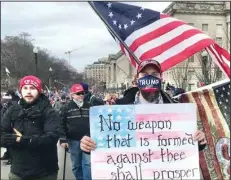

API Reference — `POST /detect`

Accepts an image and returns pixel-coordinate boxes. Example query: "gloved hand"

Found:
[2,134,18,145]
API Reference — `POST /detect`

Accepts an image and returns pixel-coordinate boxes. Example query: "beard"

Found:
[140,89,161,102]
[23,94,39,104]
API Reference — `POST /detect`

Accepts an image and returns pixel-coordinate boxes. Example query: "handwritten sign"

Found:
[90,104,200,179]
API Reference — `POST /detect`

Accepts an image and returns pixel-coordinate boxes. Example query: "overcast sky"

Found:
[2,2,172,72]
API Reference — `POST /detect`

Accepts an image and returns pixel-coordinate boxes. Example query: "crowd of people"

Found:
[0,59,207,180]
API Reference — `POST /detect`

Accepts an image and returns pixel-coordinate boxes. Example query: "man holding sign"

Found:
[80,59,207,179]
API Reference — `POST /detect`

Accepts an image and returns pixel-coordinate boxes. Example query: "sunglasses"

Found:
[75,92,85,96]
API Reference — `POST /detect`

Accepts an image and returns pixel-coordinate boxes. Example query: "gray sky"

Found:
[2,2,172,72]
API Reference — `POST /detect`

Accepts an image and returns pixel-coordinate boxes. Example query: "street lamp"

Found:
[49,67,53,89]
[33,47,38,76]
[201,50,209,85]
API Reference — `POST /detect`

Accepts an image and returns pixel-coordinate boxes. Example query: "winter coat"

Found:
[59,100,90,143]
[84,92,104,106]
[0,94,60,179]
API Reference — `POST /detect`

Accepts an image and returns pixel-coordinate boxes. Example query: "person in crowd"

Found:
[43,89,49,97]
[172,88,186,101]
[66,96,71,103]
[165,83,175,97]
[173,88,186,97]
[54,94,67,111]
[103,94,112,105]
[1,75,60,180]
[79,59,207,153]
[59,84,91,180]
[0,89,20,165]
[80,82,104,106]
[110,93,117,105]
[123,76,138,97]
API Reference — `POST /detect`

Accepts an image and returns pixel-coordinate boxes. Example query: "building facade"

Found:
[84,53,134,92]
[84,58,107,85]
[162,1,230,91]
[105,51,135,92]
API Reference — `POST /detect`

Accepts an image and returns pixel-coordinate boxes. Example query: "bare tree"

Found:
[1,32,84,89]
[194,52,223,85]
[171,59,192,90]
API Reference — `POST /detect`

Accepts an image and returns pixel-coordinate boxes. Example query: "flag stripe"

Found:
[139,29,203,60]
[207,45,230,77]
[135,131,186,140]
[92,149,195,162]
[206,47,227,76]
[199,151,212,180]
[150,33,213,63]
[125,17,184,46]
[160,38,214,71]
[209,45,230,70]
[203,89,226,138]
[191,92,223,179]
[129,21,187,52]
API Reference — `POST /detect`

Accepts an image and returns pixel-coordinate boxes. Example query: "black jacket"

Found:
[59,100,90,143]
[84,91,104,106]
[1,98,19,117]
[0,94,60,179]
[115,87,206,151]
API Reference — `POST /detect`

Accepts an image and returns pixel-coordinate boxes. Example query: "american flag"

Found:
[91,2,230,77]
[90,104,200,179]
[178,79,230,180]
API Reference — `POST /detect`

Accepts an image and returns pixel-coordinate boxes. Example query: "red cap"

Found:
[20,75,42,93]
[70,84,84,94]
[137,59,162,74]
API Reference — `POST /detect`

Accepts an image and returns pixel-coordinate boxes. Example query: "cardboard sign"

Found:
[90,104,200,179]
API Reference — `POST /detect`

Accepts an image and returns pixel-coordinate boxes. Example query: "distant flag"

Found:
[178,79,230,180]
[45,85,51,94]
[90,2,230,77]
[5,67,10,76]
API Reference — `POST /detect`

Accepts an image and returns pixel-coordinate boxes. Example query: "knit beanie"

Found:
[19,75,42,93]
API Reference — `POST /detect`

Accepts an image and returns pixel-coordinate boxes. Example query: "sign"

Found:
[90,104,200,179]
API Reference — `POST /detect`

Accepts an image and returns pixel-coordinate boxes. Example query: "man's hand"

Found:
[13,128,22,137]
[194,130,207,145]
[80,136,96,152]
[60,143,69,149]
[13,128,22,143]
[16,136,21,142]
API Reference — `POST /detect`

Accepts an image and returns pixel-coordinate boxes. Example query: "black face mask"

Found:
[138,75,162,93]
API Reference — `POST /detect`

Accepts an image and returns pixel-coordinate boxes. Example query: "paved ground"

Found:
[1,145,75,180]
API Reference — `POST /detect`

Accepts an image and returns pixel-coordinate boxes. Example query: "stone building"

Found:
[162,1,230,90]
[84,57,107,85]
[105,51,135,92]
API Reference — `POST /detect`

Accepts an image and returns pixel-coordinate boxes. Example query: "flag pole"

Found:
[88,2,141,65]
